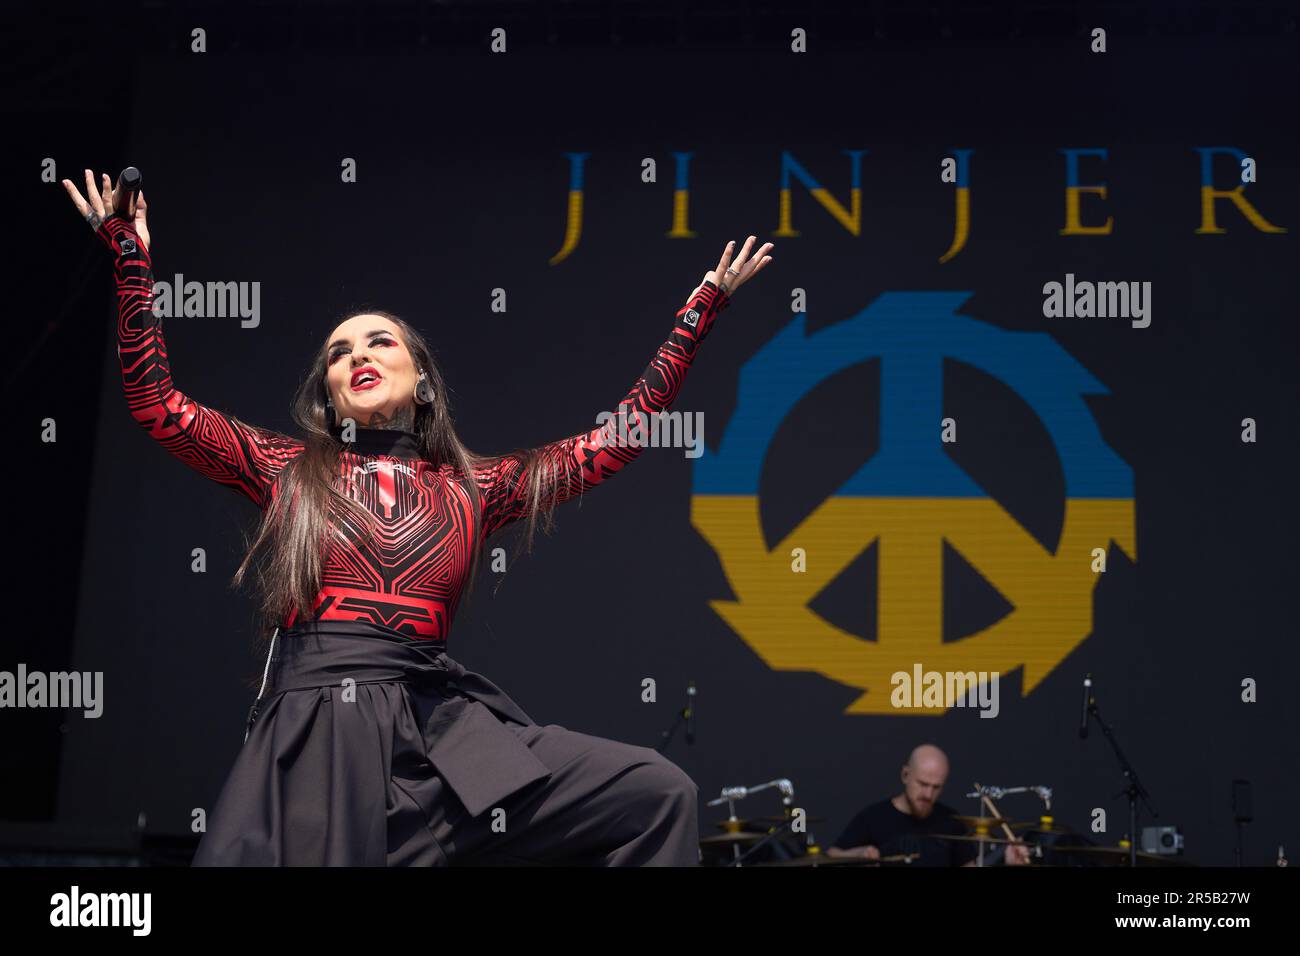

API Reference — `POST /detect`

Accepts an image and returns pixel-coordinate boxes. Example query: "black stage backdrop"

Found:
[13,12,1299,865]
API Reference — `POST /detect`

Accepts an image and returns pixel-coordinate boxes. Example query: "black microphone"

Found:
[685,682,696,744]
[114,167,143,218]
[1079,674,1092,739]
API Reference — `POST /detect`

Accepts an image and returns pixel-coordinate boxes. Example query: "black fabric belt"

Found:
[247,620,534,739]
[269,621,466,693]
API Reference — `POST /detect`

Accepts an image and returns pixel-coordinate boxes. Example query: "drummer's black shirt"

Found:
[832,798,978,866]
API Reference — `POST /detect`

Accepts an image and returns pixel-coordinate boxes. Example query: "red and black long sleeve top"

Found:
[95,214,729,644]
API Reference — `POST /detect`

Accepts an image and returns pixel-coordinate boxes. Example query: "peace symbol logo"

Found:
[690,292,1136,715]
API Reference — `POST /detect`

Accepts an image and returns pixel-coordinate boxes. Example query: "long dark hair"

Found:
[230,309,568,674]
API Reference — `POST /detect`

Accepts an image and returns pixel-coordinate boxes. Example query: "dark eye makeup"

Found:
[328,336,395,362]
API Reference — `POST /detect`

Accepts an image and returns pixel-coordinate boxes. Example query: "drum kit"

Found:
[699,780,1189,867]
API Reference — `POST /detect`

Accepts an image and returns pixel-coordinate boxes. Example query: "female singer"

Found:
[63,169,773,866]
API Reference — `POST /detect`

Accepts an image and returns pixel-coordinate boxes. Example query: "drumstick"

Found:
[972,781,1027,848]
[879,853,918,864]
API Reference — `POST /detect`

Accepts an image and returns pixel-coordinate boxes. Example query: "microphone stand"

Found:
[655,684,694,754]
[706,781,797,866]
[727,818,799,867]
[1084,690,1157,867]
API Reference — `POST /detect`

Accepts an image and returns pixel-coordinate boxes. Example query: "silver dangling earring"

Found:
[413,369,435,406]
[324,397,337,427]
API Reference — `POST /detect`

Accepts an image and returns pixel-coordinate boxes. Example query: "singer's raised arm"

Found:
[94,212,303,508]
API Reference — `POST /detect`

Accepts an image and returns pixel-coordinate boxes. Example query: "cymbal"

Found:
[952,815,1032,830]
[759,852,918,867]
[758,814,826,824]
[927,833,1026,846]
[711,815,825,832]
[711,818,760,832]
[1047,845,1177,863]
[1008,820,1075,833]
[700,831,765,846]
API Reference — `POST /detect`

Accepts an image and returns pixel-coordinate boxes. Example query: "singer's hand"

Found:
[61,169,150,252]
[689,235,774,300]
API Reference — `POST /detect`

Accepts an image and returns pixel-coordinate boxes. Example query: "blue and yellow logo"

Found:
[691,292,1137,715]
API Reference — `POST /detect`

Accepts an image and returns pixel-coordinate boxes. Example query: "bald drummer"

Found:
[826,744,1032,866]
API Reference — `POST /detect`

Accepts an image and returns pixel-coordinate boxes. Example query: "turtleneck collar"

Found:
[330,424,423,460]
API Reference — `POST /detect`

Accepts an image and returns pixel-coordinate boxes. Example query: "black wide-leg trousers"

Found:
[192,623,700,867]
